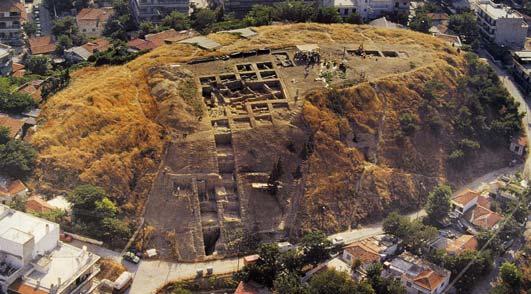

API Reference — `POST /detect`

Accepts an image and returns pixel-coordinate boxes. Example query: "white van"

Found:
[113,271,133,294]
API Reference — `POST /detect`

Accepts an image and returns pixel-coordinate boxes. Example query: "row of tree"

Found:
[235,231,406,294]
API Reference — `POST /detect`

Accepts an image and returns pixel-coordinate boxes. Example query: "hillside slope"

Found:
[31,24,521,251]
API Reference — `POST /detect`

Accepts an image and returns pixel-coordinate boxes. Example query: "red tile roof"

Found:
[0,115,24,138]
[452,189,479,207]
[81,38,110,53]
[26,196,54,213]
[0,179,27,197]
[28,36,56,55]
[234,281,270,294]
[18,80,44,103]
[445,235,478,254]
[76,8,113,22]
[465,205,503,229]
[413,269,446,291]
[344,243,381,264]
[0,1,27,22]
[128,29,198,51]
[427,13,449,21]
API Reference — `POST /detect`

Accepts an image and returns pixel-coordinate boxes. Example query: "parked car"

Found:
[123,252,140,264]
[113,271,133,294]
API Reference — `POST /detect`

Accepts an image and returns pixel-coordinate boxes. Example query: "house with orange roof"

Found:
[17,80,44,103]
[25,195,54,214]
[341,235,398,279]
[429,234,478,255]
[386,252,451,294]
[0,176,28,204]
[463,204,503,230]
[127,29,197,52]
[76,8,114,37]
[0,0,27,46]
[451,189,479,214]
[234,281,271,294]
[0,114,25,139]
[28,36,56,55]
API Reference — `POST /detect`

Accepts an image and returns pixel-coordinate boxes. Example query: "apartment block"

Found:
[476,0,528,49]
[322,0,410,21]
[130,0,190,22]
[0,205,100,294]
[0,0,26,46]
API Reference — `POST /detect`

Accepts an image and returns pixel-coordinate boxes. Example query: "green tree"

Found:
[0,91,36,114]
[244,5,274,26]
[0,126,10,144]
[161,11,191,31]
[273,270,309,294]
[499,262,523,290]
[0,140,37,178]
[399,113,418,135]
[139,21,158,36]
[23,22,37,37]
[25,55,50,75]
[273,1,315,23]
[104,0,138,41]
[344,13,362,24]
[191,8,217,34]
[448,12,479,45]
[52,17,85,46]
[425,184,452,224]
[300,231,332,265]
[314,7,342,24]
[443,250,493,292]
[308,269,363,294]
[382,211,409,238]
[55,34,74,54]
[409,13,432,33]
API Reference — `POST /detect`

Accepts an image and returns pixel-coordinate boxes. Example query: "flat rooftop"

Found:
[478,0,523,19]
[22,243,99,292]
[0,205,59,245]
[0,228,33,245]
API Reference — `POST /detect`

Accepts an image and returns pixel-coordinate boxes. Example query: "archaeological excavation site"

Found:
[141,38,439,261]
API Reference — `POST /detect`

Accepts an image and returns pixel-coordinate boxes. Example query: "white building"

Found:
[321,0,410,22]
[385,252,451,294]
[475,0,528,49]
[0,205,100,294]
[129,0,190,22]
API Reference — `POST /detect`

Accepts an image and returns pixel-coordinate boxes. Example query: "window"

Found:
[406,281,412,287]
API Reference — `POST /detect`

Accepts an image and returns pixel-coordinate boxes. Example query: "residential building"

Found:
[0,0,26,46]
[0,43,13,76]
[0,114,25,139]
[223,0,316,18]
[127,29,197,51]
[475,0,528,49]
[342,235,398,267]
[511,51,531,96]
[25,195,54,214]
[385,252,451,294]
[234,281,271,294]
[76,8,114,37]
[509,135,527,156]
[0,177,28,204]
[28,36,56,55]
[451,189,479,214]
[463,204,503,230]
[429,234,478,255]
[0,205,100,294]
[130,0,190,22]
[17,80,45,104]
[321,0,410,22]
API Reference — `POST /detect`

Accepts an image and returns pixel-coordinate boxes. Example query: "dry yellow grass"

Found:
[31,23,457,221]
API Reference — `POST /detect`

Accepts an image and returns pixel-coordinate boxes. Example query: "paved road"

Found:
[479,50,531,179]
